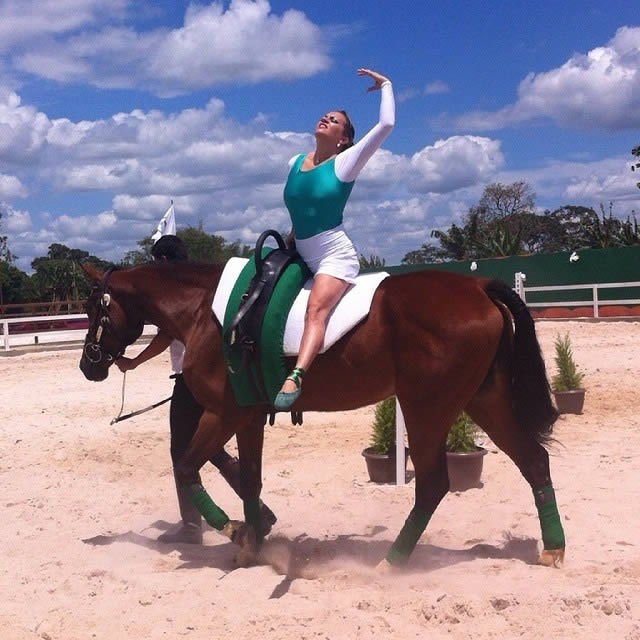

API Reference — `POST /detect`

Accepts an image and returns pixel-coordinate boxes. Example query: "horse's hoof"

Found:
[221,519,245,542]
[539,548,565,568]
[376,558,399,575]
[223,520,259,567]
[258,501,277,538]
[235,545,259,568]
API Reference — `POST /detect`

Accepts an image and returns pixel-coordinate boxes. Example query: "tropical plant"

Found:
[359,254,386,269]
[401,243,449,265]
[618,213,640,246]
[551,333,585,392]
[446,412,478,453]
[631,144,640,189]
[370,396,396,455]
[578,203,623,249]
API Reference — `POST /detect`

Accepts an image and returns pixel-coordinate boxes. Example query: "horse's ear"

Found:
[79,262,103,283]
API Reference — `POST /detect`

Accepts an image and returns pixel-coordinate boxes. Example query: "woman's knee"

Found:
[304,302,330,324]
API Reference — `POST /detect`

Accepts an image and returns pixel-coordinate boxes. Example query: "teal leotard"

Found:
[283,154,355,240]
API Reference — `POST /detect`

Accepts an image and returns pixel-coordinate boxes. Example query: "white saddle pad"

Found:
[212,257,389,356]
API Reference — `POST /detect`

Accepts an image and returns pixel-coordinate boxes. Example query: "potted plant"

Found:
[445,412,487,491]
[551,333,585,414]
[362,396,409,483]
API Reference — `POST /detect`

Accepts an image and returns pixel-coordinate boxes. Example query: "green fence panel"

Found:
[377,246,640,305]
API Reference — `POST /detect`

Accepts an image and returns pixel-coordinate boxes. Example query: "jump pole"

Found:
[395,397,406,485]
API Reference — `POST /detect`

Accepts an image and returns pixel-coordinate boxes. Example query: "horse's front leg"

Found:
[174,409,239,536]
[231,415,268,566]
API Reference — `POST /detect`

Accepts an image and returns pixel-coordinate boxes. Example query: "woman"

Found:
[274,68,395,410]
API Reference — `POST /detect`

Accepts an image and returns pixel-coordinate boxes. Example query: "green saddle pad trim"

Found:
[222,249,311,406]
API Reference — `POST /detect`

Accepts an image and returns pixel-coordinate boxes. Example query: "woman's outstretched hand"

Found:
[357,68,390,92]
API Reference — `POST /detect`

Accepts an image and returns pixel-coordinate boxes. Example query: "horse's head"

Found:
[79,263,145,381]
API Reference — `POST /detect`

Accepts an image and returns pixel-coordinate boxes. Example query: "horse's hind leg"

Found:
[466,372,566,567]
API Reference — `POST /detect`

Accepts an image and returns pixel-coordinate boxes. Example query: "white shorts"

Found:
[295,225,360,284]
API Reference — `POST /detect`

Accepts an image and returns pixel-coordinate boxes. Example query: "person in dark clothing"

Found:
[115,235,275,544]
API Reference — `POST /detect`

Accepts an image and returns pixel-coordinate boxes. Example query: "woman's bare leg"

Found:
[280,274,350,393]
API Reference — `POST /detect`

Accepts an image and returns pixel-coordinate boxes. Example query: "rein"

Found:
[84,266,173,424]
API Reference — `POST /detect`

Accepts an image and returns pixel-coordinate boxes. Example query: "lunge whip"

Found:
[110,371,172,424]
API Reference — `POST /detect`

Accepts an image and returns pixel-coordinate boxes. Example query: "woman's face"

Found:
[314,111,349,148]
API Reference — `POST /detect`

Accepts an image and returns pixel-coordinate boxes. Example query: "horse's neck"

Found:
[118,264,221,345]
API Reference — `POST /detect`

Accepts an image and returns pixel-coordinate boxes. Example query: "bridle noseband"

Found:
[84,267,125,365]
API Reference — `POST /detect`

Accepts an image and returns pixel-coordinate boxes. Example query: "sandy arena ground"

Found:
[1,321,639,639]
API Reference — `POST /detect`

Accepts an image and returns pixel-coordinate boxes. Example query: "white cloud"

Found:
[395,81,449,104]
[497,156,640,210]
[52,211,118,236]
[1,203,31,232]
[424,80,450,95]
[0,0,128,52]
[396,88,419,103]
[451,26,640,131]
[0,87,518,267]
[0,173,27,198]
[0,91,51,162]
[3,85,639,271]
[11,0,331,95]
[410,136,505,193]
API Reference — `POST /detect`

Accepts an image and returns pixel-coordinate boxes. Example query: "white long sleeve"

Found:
[334,81,395,183]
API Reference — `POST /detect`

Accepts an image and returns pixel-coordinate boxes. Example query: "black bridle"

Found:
[83,267,125,365]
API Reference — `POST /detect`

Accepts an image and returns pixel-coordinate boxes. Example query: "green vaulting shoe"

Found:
[273,367,305,411]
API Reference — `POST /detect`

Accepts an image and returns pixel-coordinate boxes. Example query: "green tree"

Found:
[430,220,475,260]
[0,207,15,264]
[359,254,386,269]
[475,181,536,225]
[401,243,450,265]
[579,203,624,249]
[474,222,523,258]
[0,207,19,306]
[404,178,640,265]
[179,226,251,263]
[415,182,535,262]
[121,236,154,266]
[0,261,29,306]
[632,145,640,189]
[122,225,252,267]
[30,244,112,306]
[618,213,640,246]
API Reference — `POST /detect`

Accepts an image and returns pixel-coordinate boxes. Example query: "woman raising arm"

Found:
[275,68,395,410]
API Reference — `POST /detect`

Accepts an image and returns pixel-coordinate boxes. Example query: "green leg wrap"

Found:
[534,485,565,550]
[386,508,433,566]
[188,484,229,531]
[244,498,263,544]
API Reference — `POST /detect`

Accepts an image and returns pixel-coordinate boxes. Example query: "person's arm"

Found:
[115,331,173,372]
[335,70,395,183]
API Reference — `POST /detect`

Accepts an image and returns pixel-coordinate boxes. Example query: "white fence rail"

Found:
[514,273,640,319]
[2,314,156,352]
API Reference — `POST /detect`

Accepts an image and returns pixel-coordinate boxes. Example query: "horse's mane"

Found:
[121,261,225,289]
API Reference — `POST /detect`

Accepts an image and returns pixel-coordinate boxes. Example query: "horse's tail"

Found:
[484,279,558,446]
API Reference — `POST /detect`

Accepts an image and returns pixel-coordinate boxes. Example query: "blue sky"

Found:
[1,0,639,272]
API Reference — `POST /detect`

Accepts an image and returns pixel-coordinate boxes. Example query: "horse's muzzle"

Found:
[79,355,109,381]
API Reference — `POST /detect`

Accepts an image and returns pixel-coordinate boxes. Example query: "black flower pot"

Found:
[553,389,585,414]
[362,447,409,484]
[446,447,488,491]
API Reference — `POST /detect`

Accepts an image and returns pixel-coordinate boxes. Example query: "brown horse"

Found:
[79,261,565,569]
